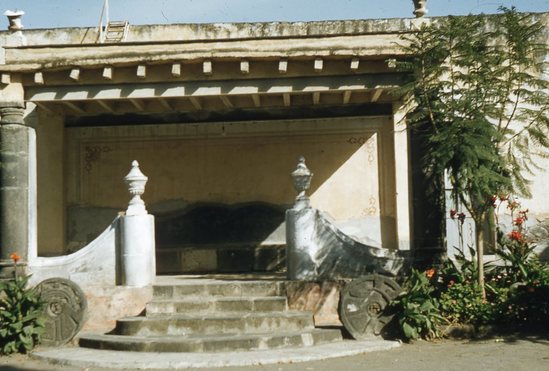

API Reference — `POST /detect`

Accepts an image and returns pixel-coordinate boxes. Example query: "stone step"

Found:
[152,280,286,298]
[146,296,287,315]
[79,328,343,353]
[113,311,314,336]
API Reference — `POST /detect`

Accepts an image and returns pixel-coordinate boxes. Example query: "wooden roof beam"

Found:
[371,88,383,102]
[96,99,115,112]
[26,74,403,102]
[63,101,85,114]
[158,98,173,110]
[219,96,233,108]
[69,68,80,81]
[189,96,202,110]
[350,57,360,71]
[251,94,261,107]
[283,93,291,107]
[1,73,10,85]
[171,63,181,77]
[129,99,145,111]
[136,65,146,79]
[313,91,320,105]
[278,59,288,74]
[314,58,323,72]
[343,90,352,104]
[102,66,113,80]
[240,60,250,74]
[34,72,44,84]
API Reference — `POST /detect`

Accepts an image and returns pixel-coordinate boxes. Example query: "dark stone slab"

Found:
[36,277,88,347]
[254,245,286,272]
[155,202,285,246]
[339,274,402,339]
[217,248,255,273]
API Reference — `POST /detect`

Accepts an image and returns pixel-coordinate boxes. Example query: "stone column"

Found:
[286,207,317,280]
[119,161,156,287]
[392,102,412,251]
[0,101,36,278]
[286,156,317,280]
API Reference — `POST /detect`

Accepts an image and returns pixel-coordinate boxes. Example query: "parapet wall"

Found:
[0,18,416,47]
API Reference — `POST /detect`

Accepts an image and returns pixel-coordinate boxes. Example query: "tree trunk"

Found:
[475,217,486,299]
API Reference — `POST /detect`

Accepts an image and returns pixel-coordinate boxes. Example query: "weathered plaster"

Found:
[0,18,416,47]
[35,106,65,255]
[64,117,397,253]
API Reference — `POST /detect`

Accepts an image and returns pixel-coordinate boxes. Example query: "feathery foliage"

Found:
[395,8,548,295]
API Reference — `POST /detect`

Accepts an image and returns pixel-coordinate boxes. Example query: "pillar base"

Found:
[0,261,26,280]
[120,214,156,287]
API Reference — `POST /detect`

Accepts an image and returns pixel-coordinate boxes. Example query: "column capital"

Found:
[0,101,25,125]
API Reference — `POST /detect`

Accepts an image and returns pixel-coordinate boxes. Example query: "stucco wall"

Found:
[60,116,396,253]
[35,107,65,256]
[0,18,415,47]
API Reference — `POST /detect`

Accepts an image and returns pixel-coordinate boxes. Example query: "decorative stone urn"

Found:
[4,10,24,31]
[291,156,313,209]
[413,0,428,18]
[124,160,148,216]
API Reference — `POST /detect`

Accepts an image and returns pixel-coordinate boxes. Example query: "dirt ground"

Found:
[0,335,548,371]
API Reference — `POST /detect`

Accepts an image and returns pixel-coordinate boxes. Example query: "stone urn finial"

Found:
[124,160,148,216]
[291,156,313,209]
[413,0,428,18]
[4,10,24,31]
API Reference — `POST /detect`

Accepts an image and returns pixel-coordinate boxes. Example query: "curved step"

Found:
[79,328,343,352]
[146,296,287,315]
[113,311,314,336]
[153,280,286,298]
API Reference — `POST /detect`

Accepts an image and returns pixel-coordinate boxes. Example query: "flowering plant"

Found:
[9,252,20,264]
[0,252,45,355]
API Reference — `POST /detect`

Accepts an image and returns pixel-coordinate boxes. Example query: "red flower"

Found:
[508,230,523,242]
[457,212,466,224]
[425,268,436,279]
[514,217,524,226]
[450,209,457,219]
[9,252,20,264]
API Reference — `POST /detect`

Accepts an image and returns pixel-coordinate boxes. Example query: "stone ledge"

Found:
[31,338,400,369]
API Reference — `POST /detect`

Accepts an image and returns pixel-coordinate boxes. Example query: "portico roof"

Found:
[1,18,414,116]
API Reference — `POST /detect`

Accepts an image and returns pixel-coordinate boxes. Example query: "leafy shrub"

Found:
[389,230,548,342]
[433,250,500,326]
[389,269,446,341]
[0,255,45,355]
[439,281,496,326]
[492,234,549,328]
[501,282,549,329]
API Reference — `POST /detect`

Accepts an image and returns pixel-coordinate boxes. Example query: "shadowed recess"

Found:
[155,202,286,246]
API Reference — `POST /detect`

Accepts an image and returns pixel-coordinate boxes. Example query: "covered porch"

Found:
[1,18,414,276]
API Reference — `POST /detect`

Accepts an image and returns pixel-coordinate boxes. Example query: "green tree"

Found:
[397,8,549,297]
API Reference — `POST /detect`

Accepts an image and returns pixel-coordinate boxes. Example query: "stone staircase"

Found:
[78,278,343,352]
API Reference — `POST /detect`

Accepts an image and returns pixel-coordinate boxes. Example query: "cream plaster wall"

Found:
[64,116,397,249]
[35,109,65,255]
[521,168,549,219]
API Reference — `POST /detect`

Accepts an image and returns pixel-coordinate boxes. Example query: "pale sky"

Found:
[3,0,549,29]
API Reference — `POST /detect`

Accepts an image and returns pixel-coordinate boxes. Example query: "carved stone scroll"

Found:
[339,274,402,339]
[36,278,87,346]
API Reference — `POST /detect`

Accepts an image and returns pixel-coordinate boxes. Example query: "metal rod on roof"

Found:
[97,0,109,43]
